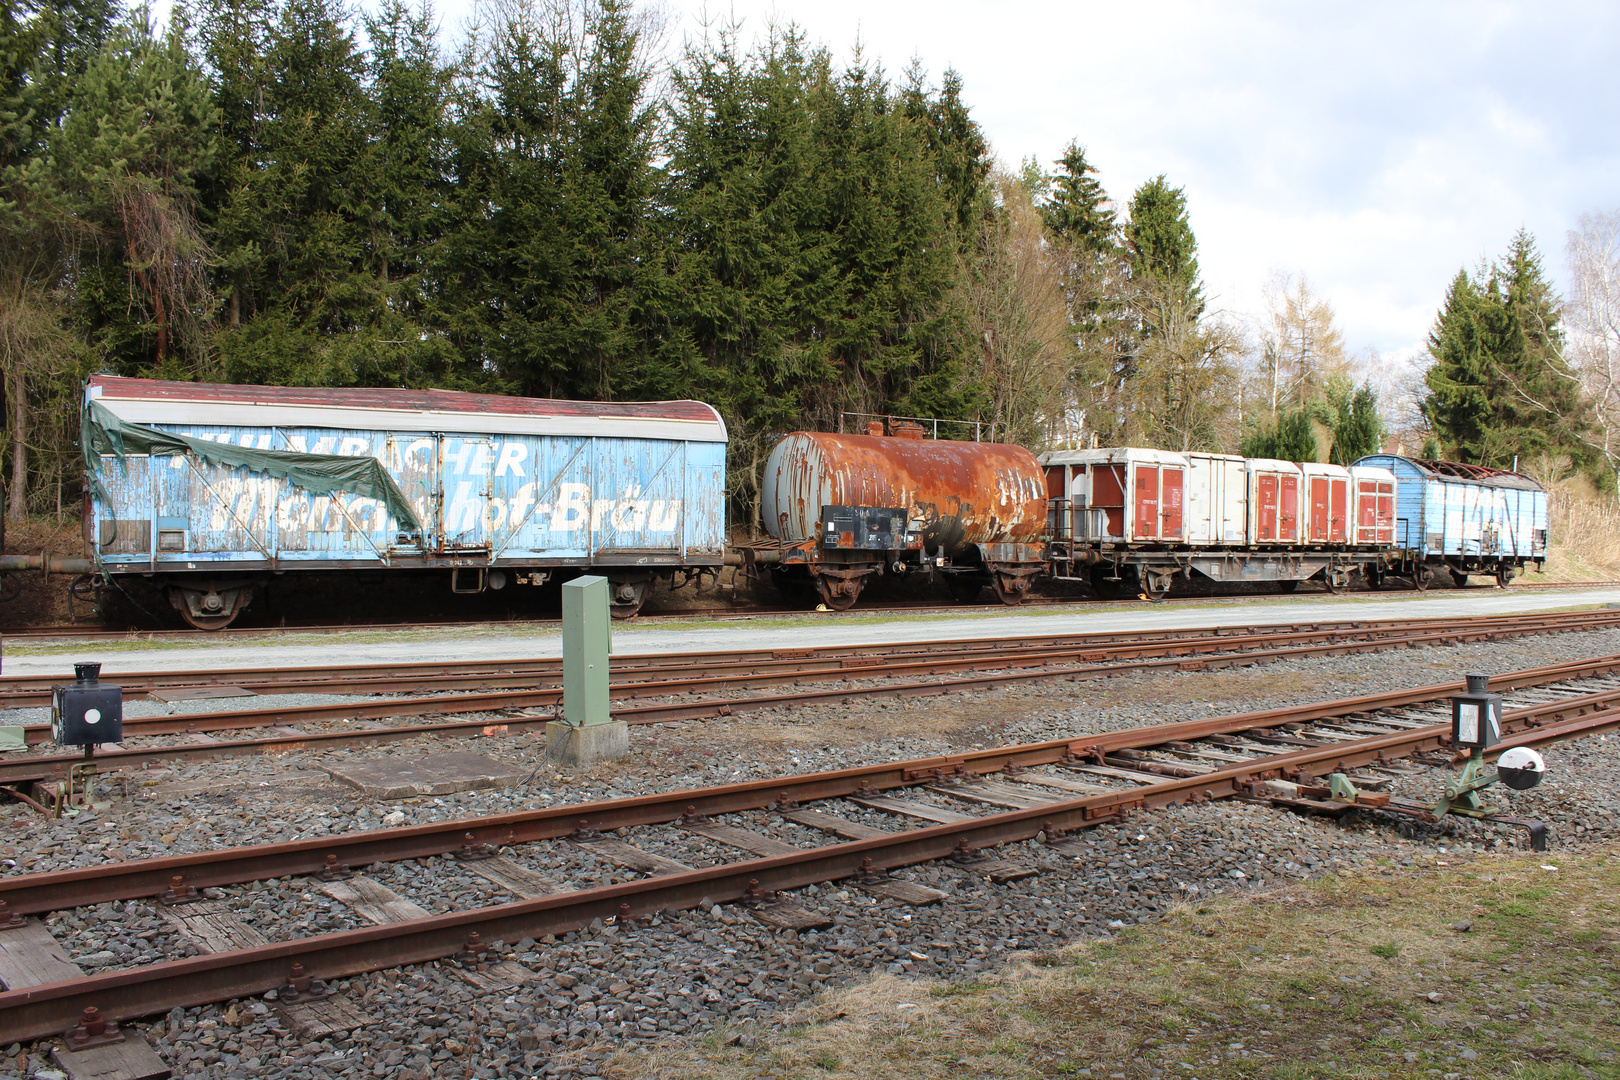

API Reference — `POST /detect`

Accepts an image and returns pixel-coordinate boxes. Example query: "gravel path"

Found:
[4,624,1620,1080]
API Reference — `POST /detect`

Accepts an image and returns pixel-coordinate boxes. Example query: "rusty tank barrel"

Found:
[0,555,94,575]
[760,431,1047,552]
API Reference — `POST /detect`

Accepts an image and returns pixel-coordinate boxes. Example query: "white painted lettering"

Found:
[338,437,368,456]
[553,483,591,532]
[494,442,528,477]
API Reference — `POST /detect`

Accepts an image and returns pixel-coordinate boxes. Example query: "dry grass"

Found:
[1524,484,1620,583]
[606,846,1620,1080]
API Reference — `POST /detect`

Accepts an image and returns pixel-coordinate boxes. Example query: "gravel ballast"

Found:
[4,622,1620,1079]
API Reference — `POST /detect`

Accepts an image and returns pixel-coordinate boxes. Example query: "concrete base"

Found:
[546,719,629,765]
[321,752,525,798]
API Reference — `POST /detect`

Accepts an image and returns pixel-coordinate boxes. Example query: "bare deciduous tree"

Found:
[1253,271,1351,417]
[1567,211,1620,493]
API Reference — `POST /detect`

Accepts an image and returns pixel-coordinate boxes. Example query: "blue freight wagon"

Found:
[82,376,728,627]
[1352,455,1547,588]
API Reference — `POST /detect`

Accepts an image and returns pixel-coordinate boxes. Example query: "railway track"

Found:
[5,578,1617,642]
[2,608,1618,784]
[3,652,1620,1042]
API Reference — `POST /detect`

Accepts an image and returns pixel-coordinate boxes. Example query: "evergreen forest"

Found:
[2,0,1616,530]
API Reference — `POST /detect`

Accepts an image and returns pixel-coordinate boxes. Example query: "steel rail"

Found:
[4,681,1619,1041]
[7,608,1612,706]
[3,615,1617,784]
[7,651,1620,916]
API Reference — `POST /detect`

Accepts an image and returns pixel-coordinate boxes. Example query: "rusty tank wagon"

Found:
[741,420,1050,609]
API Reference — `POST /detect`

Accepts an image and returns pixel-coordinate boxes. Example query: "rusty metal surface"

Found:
[4,612,1617,784]
[6,669,1620,1041]
[6,646,1620,918]
[760,432,1047,550]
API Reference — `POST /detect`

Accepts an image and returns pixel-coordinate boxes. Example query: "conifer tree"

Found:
[1042,142,1114,253]
[1125,174,1202,317]
[1423,231,1599,478]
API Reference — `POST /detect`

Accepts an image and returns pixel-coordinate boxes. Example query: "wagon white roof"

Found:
[1245,458,1304,474]
[86,376,729,443]
[1039,447,1192,467]
[1299,462,1353,478]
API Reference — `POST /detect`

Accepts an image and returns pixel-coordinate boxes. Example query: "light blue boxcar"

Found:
[84,376,728,626]
[1352,455,1547,585]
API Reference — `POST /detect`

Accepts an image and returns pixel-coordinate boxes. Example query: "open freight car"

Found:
[81,376,727,627]
[1351,454,1547,588]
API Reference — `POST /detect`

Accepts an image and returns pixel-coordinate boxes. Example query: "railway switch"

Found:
[51,662,122,751]
[1434,672,1549,850]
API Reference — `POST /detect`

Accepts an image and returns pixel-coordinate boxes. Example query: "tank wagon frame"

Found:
[81,377,728,627]
[739,420,1050,609]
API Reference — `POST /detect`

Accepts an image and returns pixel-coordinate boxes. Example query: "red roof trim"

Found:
[87,375,720,425]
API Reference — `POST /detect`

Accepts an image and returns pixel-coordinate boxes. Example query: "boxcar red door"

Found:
[1279,474,1299,541]
[1161,467,1184,540]
[1375,482,1395,543]
[1257,473,1279,541]
[1357,481,1378,543]
[1329,477,1348,542]
[1309,477,1329,541]
[1133,465,1160,539]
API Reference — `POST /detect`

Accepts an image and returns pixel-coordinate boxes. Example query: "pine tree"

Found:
[1422,231,1599,478]
[1042,142,1114,253]
[1125,174,1202,317]
[54,11,221,373]
[1326,379,1384,464]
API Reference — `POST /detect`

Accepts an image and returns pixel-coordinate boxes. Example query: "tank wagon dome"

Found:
[85,375,728,443]
[761,431,1046,550]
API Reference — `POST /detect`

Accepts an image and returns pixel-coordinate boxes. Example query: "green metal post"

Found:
[562,575,612,727]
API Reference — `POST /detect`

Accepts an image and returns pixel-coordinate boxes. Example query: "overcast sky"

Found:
[620,1,1616,368]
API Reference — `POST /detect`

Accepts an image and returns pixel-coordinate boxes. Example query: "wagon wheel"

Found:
[1141,576,1172,602]
[0,572,21,604]
[177,608,241,631]
[815,574,862,611]
[1497,567,1517,588]
[1413,566,1435,592]
[989,572,1030,606]
[608,576,650,621]
[1452,568,1473,588]
[947,575,985,603]
[1324,572,1351,596]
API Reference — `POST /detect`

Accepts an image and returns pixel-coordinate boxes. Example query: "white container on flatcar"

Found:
[1299,462,1354,545]
[1244,458,1305,545]
[1183,453,1247,547]
[1349,465,1398,545]
[1040,448,1192,544]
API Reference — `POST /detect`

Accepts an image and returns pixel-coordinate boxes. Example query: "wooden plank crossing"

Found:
[51,1042,172,1080]
[749,898,834,931]
[157,899,268,953]
[0,920,84,990]
[857,879,948,905]
[1012,772,1113,795]
[314,876,431,924]
[781,808,893,840]
[457,960,540,991]
[682,823,801,857]
[928,780,1057,810]
[463,855,560,898]
[574,838,693,876]
[851,796,975,824]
